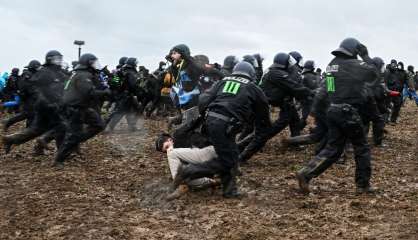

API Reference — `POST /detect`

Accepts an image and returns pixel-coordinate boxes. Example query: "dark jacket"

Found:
[326,56,377,105]
[260,66,312,106]
[63,66,107,108]
[385,68,402,92]
[170,57,224,92]
[31,64,67,107]
[17,68,39,112]
[199,75,270,127]
[302,71,320,90]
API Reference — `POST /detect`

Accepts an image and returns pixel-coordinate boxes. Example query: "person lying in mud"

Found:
[155,133,220,200]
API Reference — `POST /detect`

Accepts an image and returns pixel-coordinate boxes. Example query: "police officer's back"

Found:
[197,61,270,198]
[297,38,377,195]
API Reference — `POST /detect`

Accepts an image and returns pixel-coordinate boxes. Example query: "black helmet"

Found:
[331,38,360,57]
[26,60,41,70]
[398,61,404,70]
[289,51,304,67]
[407,65,414,72]
[372,57,384,69]
[171,44,191,57]
[79,53,98,67]
[232,61,256,81]
[303,60,315,72]
[223,55,239,69]
[390,59,397,65]
[126,57,138,67]
[272,52,296,69]
[194,54,210,66]
[243,55,259,68]
[45,50,63,64]
[119,57,128,66]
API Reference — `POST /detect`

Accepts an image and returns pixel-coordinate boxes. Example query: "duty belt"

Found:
[207,111,234,122]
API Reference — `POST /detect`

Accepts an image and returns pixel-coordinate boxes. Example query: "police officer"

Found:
[287,51,307,136]
[2,50,68,153]
[173,62,271,198]
[221,56,239,76]
[299,60,320,129]
[1,60,41,131]
[296,38,377,194]
[107,57,143,132]
[253,53,265,84]
[238,53,312,163]
[385,59,403,124]
[363,57,386,146]
[53,53,109,167]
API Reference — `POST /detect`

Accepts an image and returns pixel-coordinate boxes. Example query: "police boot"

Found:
[281,134,315,148]
[1,136,13,154]
[221,172,241,198]
[238,146,258,165]
[296,156,330,194]
[356,185,378,195]
[296,168,311,195]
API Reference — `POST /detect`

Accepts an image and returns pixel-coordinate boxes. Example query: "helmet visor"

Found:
[92,60,102,70]
[288,55,297,67]
[51,56,63,66]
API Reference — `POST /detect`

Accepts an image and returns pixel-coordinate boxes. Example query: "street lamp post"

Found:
[73,40,85,60]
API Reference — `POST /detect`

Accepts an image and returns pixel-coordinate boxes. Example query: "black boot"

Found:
[356,185,377,194]
[221,172,241,198]
[296,169,311,194]
[282,134,315,148]
[2,136,12,154]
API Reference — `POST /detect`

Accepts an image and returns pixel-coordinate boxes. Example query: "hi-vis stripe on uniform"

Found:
[222,80,241,94]
[326,73,335,92]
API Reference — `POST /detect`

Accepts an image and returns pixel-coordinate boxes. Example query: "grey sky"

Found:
[0,0,417,73]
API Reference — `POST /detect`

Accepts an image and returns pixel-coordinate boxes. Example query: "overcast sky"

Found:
[0,0,417,73]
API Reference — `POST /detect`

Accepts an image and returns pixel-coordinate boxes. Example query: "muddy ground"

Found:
[0,102,417,240]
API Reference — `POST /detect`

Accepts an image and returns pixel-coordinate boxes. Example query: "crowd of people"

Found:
[1,37,417,200]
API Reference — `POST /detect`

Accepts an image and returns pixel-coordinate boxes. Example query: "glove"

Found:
[357,43,368,57]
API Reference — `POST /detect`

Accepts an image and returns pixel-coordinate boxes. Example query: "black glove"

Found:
[357,43,368,57]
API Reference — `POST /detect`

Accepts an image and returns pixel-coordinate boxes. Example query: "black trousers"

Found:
[204,116,238,172]
[106,95,139,131]
[389,95,402,123]
[4,105,64,146]
[300,105,371,188]
[363,97,385,145]
[239,101,294,162]
[288,102,301,137]
[55,107,104,163]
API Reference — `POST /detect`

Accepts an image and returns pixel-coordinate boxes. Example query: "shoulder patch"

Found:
[326,65,339,73]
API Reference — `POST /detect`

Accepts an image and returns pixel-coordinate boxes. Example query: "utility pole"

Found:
[73,40,85,60]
